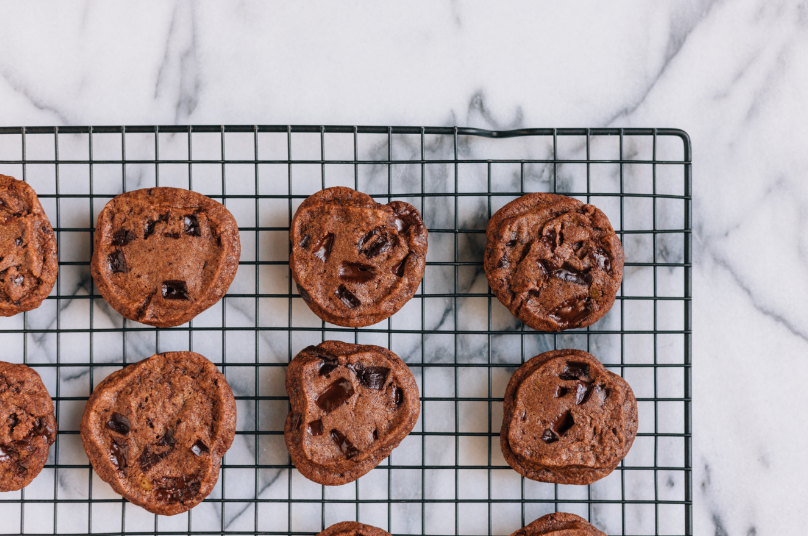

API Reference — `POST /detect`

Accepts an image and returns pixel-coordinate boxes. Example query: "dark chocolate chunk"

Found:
[351,364,390,390]
[153,475,201,503]
[308,419,323,436]
[392,254,409,277]
[106,412,131,435]
[559,362,591,382]
[34,418,56,443]
[506,239,518,247]
[392,205,424,235]
[339,261,376,283]
[108,249,127,274]
[358,227,391,258]
[111,228,136,246]
[138,444,171,472]
[162,280,190,300]
[315,378,355,414]
[551,267,591,286]
[144,220,156,239]
[298,286,312,303]
[540,429,557,444]
[574,381,593,405]
[550,410,574,437]
[110,439,128,470]
[157,429,175,447]
[183,215,201,236]
[548,297,592,327]
[591,246,611,272]
[313,233,335,262]
[314,348,340,377]
[163,232,180,239]
[298,234,310,248]
[330,429,360,459]
[554,386,568,398]
[190,439,209,457]
[0,445,10,462]
[394,386,404,407]
[336,285,360,309]
[15,237,22,246]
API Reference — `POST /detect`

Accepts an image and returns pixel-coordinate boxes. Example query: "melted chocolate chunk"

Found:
[548,297,592,327]
[308,419,323,436]
[153,475,201,503]
[108,249,127,274]
[550,410,575,437]
[111,228,136,246]
[190,440,209,457]
[559,362,591,381]
[506,239,518,247]
[35,418,56,443]
[15,237,22,246]
[144,220,156,239]
[554,386,568,398]
[392,254,409,277]
[313,233,335,262]
[551,267,591,286]
[162,280,190,300]
[335,285,360,309]
[358,227,391,258]
[110,439,127,470]
[138,444,171,472]
[299,234,310,248]
[574,381,593,405]
[163,232,180,239]
[393,205,424,234]
[339,261,376,283]
[540,429,557,444]
[315,378,355,414]
[330,429,360,459]
[308,346,341,376]
[0,445,10,462]
[106,412,131,435]
[591,246,611,272]
[183,215,201,236]
[157,429,176,447]
[350,364,390,390]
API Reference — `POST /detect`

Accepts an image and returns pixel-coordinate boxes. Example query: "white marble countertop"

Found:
[0,1,805,534]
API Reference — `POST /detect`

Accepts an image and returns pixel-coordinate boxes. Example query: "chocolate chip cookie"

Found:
[91,187,240,328]
[80,352,236,515]
[318,521,392,536]
[285,341,420,485]
[484,193,623,331]
[0,175,58,316]
[512,512,606,536]
[501,349,637,485]
[0,361,57,492]
[290,187,427,327]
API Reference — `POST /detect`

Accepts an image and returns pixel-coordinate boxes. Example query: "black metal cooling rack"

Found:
[0,125,691,536]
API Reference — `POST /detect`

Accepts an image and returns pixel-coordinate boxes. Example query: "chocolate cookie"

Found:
[80,352,236,515]
[484,193,623,331]
[0,175,58,316]
[290,187,427,327]
[318,521,392,536]
[501,349,637,485]
[0,361,57,492]
[285,341,420,485]
[512,512,606,536]
[91,187,240,328]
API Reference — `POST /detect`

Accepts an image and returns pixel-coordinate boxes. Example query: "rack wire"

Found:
[0,125,691,536]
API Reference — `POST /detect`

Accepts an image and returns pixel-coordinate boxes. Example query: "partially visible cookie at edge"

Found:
[501,349,637,485]
[290,187,427,327]
[318,521,392,536]
[511,512,606,536]
[0,175,58,316]
[91,187,240,328]
[484,193,623,331]
[0,361,58,492]
[80,352,236,515]
[285,341,420,485]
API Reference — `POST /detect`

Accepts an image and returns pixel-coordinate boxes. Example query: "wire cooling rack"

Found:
[0,126,691,536]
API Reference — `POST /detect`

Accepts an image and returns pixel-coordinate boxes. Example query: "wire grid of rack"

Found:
[0,125,691,536]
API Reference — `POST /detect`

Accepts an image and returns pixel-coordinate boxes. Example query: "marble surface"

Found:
[0,0,805,534]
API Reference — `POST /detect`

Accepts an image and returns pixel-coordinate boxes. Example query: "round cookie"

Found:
[512,512,606,536]
[0,175,58,316]
[80,352,236,515]
[318,521,392,536]
[290,187,427,327]
[285,341,420,485]
[91,187,240,328]
[484,193,623,331]
[0,361,57,492]
[500,349,637,485]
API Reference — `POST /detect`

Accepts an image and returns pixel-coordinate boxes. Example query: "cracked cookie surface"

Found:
[511,512,606,536]
[91,187,240,328]
[501,349,637,485]
[484,193,623,331]
[80,352,236,515]
[285,341,420,485]
[0,175,58,317]
[290,187,427,327]
[0,361,57,491]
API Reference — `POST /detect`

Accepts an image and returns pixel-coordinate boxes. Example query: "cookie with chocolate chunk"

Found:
[91,187,240,328]
[512,512,606,536]
[80,352,236,515]
[285,341,420,485]
[290,187,427,327]
[0,361,57,492]
[318,522,392,536]
[484,193,623,331]
[0,175,58,316]
[501,349,637,485]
